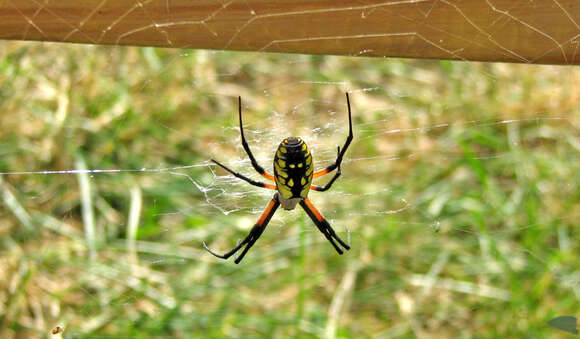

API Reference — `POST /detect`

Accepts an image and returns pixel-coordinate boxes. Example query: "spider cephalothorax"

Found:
[204,93,353,264]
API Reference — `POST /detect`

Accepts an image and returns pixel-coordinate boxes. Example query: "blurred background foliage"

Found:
[0,41,579,338]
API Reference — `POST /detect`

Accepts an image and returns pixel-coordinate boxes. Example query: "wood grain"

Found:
[0,0,578,64]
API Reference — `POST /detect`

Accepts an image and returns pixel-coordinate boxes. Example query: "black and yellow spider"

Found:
[204,93,353,264]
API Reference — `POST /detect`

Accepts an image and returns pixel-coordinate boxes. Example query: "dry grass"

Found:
[0,41,579,338]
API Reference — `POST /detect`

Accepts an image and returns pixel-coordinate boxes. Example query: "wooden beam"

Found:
[0,0,578,65]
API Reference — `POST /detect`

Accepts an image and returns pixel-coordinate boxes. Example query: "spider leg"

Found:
[203,195,280,264]
[311,146,341,192]
[299,198,350,254]
[238,96,276,182]
[211,159,277,190]
[313,92,353,179]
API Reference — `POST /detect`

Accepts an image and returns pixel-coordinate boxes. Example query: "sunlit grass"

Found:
[0,41,579,338]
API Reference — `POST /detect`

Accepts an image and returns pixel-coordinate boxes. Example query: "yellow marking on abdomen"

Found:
[278,184,292,199]
[301,185,310,198]
[275,163,288,177]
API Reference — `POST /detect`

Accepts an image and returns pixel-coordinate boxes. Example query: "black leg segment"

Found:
[300,198,350,255]
[237,96,276,181]
[311,147,342,192]
[211,159,277,190]
[313,92,353,178]
[203,195,280,264]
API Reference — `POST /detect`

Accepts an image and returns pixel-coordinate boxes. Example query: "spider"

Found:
[203,93,353,264]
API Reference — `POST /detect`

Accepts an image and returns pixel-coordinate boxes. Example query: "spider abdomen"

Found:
[273,137,313,206]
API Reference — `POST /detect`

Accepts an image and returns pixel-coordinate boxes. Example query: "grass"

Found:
[0,41,579,338]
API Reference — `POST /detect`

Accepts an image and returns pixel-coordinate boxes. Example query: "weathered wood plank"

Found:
[0,0,578,64]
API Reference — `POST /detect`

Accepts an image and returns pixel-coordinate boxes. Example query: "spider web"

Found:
[0,2,579,338]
